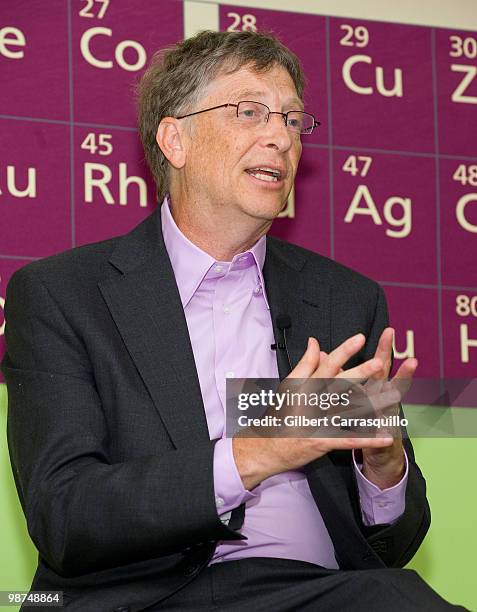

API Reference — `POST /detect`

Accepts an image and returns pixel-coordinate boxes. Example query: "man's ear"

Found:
[156,118,187,169]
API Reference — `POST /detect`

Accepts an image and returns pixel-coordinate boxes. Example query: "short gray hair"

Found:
[135,29,307,203]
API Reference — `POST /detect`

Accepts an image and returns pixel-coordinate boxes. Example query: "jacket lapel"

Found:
[98,207,210,449]
[263,235,331,378]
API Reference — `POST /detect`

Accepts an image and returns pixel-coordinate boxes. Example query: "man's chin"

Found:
[240,201,287,223]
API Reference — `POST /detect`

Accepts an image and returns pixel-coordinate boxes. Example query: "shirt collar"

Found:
[160,194,269,309]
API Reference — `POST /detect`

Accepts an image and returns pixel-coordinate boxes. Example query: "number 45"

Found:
[342,155,373,177]
[81,133,113,156]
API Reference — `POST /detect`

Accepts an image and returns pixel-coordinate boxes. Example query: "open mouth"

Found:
[245,167,284,186]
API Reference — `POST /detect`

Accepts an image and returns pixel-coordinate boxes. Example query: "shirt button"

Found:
[226,371,235,378]
[215,496,225,507]
[253,285,262,294]
[223,305,230,314]
[376,501,389,508]
[239,256,247,261]
[214,265,223,272]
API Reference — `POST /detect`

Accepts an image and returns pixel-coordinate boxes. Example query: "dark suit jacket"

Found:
[1,204,430,612]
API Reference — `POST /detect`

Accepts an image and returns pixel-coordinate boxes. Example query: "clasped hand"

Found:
[232,328,417,491]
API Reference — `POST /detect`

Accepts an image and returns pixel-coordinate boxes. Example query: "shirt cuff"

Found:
[213,437,257,521]
[352,447,409,526]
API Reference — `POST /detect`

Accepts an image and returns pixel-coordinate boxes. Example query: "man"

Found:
[1,30,465,611]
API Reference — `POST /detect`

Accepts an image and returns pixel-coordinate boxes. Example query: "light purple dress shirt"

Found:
[161,194,408,569]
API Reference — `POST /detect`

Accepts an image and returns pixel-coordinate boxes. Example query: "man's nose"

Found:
[262,112,293,148]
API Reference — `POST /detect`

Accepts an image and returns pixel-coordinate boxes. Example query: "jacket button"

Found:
[184,563,200,576]
[113,607,130,612]
[371,539,388,554]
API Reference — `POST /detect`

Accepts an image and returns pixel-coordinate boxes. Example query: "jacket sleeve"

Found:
[1,265,245,578]
[355,283,431,567]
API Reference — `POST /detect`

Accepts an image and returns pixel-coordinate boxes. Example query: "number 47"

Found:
[342,155,373,177]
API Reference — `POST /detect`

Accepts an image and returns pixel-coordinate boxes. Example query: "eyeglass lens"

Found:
[236,101,315,134]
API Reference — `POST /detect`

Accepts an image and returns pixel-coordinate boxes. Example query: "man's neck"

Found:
[167,195,272,261]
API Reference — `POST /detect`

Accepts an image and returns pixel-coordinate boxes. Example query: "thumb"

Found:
[287,337,320,379]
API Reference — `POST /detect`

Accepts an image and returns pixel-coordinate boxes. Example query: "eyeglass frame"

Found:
[175,101,321,134]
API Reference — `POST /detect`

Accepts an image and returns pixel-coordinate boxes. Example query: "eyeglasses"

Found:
[175,100,320,135]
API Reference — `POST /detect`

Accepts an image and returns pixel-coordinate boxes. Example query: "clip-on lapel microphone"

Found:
[271,314,292,373]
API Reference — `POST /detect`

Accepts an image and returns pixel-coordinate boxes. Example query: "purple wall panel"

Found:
[436,29,477,157]
[72,0,183,127]
[385,286,440,378]
[0,119,71,258]
[0,1,69,120]
[329,18,434,153]
[0,2,476,390]
[74,126,156,245]
[440,158,477,287]
[333,150,437,285]
[442,289,477,378]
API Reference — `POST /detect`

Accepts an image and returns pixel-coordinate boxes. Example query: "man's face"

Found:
[178,63,303,224]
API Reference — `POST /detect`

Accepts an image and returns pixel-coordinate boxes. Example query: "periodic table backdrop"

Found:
[0,0,476,385]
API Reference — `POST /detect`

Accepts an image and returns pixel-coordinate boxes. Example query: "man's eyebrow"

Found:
[231,89,305,111]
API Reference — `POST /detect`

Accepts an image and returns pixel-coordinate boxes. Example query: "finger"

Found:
[360,328,392,399]
[312,333,366,378]
[389,357,418,397]
[393,357,418,379]
[320,351,344,373]
[287,337,321,379]
[320,436,394,452]
[362,329,394,402]
[335,357,384,383]
[372,327,394,379]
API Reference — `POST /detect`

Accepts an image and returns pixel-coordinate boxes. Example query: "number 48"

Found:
[453,164,477,186]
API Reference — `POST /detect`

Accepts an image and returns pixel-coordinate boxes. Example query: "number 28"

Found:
[226,13,257,32]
